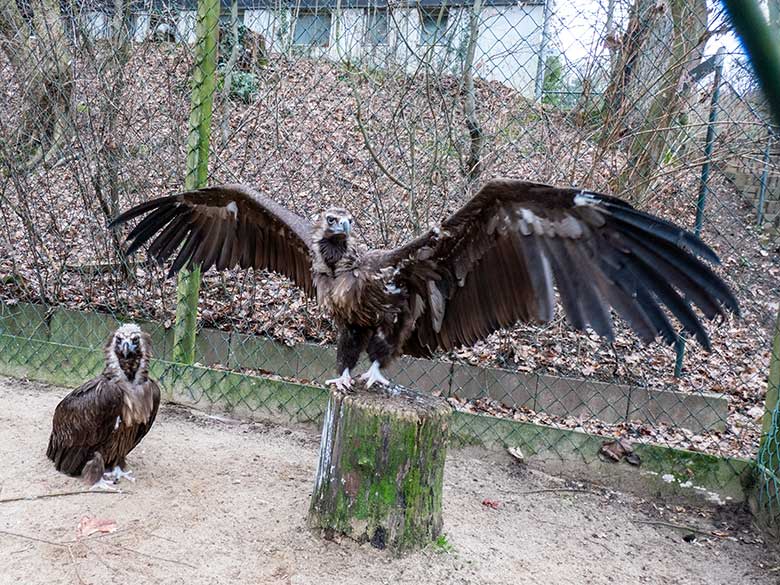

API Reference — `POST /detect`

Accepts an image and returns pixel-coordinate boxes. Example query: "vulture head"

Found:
[106,324,151,383]
[113,323,144,358]
[313,208,354,268]
[317,208,353,241]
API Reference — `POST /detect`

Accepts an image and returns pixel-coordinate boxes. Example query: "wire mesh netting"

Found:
[0,0,779,503]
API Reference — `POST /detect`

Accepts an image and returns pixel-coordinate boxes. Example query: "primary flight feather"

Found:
[111,180,739,390]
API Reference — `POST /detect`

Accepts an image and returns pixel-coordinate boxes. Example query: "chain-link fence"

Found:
[0,0,779,510]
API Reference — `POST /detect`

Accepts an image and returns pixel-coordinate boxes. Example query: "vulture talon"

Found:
[325,369,353,392]
[360,361,390,389]
[104,466,136,483]
[90,478,120,492]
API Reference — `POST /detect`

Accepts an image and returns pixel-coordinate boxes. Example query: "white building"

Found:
[82,0,551,97]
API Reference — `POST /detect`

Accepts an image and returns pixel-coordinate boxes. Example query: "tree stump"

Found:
[308,382,451,554]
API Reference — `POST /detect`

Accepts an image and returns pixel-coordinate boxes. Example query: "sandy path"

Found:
[0,376,775,585]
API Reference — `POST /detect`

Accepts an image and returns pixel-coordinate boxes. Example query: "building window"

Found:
[364,8,388,46]
[293,11,331,47]
[419,7,449,45]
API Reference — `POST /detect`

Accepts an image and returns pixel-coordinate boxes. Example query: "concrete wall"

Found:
[0,303,729,434]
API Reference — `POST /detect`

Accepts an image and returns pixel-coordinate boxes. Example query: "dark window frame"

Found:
[292,9,332,48]
[418,6,450,46]
[364,7,389,46]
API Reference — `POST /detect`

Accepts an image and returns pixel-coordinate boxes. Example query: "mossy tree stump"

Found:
[308,382,452,554]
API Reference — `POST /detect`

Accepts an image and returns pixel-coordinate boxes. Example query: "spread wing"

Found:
[110,184,315,296]
[46,376,124,475]
[132,380,161,450]
[390,180,739,356]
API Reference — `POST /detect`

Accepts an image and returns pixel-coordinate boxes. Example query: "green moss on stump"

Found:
[308,383,451,555]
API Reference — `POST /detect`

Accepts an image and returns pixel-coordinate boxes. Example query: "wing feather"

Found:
[388,180,738,356]
[131,380,161,451]
[46,376,124,476]
[111,184,314,296]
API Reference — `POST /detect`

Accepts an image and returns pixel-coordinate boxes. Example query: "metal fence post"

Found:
[534,0,554,102]
[757,128,774,227]
[674,47,724,378]
[761,307,780,445]
[172,0,220,364]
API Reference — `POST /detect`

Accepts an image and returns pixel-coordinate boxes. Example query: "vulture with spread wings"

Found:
[111,180,738,390]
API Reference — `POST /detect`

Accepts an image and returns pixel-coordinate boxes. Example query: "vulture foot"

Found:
[360,361,390,389]
[325,369,353,392]
[90,478,120,492]
[104,466,136,483]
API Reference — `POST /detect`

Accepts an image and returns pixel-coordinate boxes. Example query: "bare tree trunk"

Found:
[601,0,708,202]
[462,0,483,183]
[309,384,451,555]
[0,0,74,169]
[91,0,133,277]
[220,0,240,147]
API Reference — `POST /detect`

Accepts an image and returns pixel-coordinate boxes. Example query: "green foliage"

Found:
[661,148,677,166]
[541,55,564,106]
[218,66,259,103]
[432,534,454,553]
[277,9,290,46]
[218,19,247,67]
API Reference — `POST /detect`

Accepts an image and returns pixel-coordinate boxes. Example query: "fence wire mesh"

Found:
[0,0,779,501]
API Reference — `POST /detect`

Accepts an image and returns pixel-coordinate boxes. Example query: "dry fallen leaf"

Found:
[599,439,641,466]
[77,516,117,538]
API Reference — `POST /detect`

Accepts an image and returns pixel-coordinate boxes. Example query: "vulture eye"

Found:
[327,217,335,225]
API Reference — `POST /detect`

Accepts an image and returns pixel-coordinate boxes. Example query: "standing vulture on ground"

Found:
[111,180,739,390]
[47,324,160,489]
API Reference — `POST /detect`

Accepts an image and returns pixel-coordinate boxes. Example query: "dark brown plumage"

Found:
[111,180,739,390]
[47,324,160,488]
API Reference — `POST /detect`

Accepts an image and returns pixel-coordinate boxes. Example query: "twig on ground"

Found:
[0,526,136,546]
[67,545,86,585]
[634,519,730,538]
[0,489,127,503]
[586,537,616,555]
[95,541,198,570]
[517,488,605,496]
[0,529,68,547]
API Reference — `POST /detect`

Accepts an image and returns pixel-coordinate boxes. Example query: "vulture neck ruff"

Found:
[316,236,350,272]
[105,341,149,387]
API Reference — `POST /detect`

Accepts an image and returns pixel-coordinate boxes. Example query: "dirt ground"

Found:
[0,376,777,585]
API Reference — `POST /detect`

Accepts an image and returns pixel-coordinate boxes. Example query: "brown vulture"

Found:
[111,180,738,390]
[47,324,160,489]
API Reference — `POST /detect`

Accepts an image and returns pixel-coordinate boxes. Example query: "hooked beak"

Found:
[339,218,351,236]
[119,339,137,357]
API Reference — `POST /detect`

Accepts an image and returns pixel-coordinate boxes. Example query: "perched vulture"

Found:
[111,180,739,390]
[47,324,160,489]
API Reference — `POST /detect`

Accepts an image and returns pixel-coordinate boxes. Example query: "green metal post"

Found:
[172,0,220,364]
[722,0,780,527]
[721,1,780,120]
[761,308,780,446]
[674,48,724,378]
